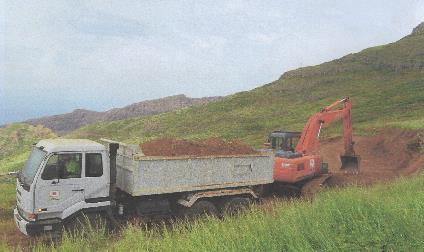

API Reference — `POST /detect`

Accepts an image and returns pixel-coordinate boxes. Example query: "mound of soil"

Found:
[321,129,424,186]
[140,137,258,156]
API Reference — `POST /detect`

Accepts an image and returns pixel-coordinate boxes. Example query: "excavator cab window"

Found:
[286,137,299,152]
[270,137,282,150]
[268,131,301,152]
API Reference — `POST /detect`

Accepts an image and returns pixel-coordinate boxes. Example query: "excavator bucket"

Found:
[340,155,360,174]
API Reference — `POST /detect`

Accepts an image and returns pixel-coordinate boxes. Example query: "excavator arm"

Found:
[295,97,359,173]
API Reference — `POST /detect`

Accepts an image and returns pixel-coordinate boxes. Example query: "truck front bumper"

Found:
[14,207,62,236]
[13,207,28,235]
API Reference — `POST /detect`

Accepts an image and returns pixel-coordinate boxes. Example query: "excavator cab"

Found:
[265,131,303,158]
[266,131,301,151]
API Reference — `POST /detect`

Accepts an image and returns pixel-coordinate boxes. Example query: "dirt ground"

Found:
[321,129,424,186]
[140,137,258,156]
[0,214,35,249]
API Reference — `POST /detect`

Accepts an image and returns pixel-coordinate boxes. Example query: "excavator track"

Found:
[300,174,331,198]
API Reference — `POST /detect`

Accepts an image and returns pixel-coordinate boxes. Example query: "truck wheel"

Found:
[222,197,251,216]
[182,200,218,218]
[44,229,62,243]
[66,212,109,235]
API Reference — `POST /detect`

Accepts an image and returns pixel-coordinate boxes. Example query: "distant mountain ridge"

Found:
[25,94,222,134]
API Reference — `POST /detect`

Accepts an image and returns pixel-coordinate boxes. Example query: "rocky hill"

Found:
[411,21,424,36]
[24,94,222,135]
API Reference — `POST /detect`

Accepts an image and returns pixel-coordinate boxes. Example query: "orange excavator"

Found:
[266,97,360,195]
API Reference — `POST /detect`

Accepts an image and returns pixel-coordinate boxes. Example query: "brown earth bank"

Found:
[322,128,424,186]
[140,137,258,156]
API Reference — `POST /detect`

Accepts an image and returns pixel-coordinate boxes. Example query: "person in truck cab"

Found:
[59,154,81,178]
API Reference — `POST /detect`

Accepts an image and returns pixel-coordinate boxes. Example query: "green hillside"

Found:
[0,123,56,174]
[68,27,424,146]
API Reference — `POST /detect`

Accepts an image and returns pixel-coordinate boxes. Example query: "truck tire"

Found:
[44,229,62,243]
[65,212,109,235]
[181,200,218,218]
[222,197,251,216]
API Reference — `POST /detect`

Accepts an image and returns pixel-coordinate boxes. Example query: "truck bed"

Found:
[114,143,274,196]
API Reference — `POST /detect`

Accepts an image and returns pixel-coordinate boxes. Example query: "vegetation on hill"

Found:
[0,123,56,174]
[68,28,424,146]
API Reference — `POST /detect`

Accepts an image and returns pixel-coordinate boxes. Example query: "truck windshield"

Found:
[21,147,47,186]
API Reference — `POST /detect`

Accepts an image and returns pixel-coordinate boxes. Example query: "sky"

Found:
[0,1,423,124]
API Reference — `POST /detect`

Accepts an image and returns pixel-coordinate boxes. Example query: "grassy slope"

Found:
[28,174,424,251]
[68,33,424,146]
[0,123,56,174]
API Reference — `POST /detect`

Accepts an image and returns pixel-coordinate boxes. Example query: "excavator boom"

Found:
[295,97,360,173]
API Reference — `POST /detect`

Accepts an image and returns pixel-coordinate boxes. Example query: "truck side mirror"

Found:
[8,171,19,178]
[50,167,60,184]
[51,178,59,184]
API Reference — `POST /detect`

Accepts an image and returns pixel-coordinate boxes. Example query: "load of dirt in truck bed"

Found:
[140,137,259,156]
[320,128,424,186]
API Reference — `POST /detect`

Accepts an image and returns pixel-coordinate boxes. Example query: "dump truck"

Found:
[14,138,273,237]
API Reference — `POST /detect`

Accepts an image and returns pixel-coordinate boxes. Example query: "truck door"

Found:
[83,152,109,203]
[34,153,85,219]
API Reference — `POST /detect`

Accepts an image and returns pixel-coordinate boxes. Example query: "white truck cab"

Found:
[14,139,111,236]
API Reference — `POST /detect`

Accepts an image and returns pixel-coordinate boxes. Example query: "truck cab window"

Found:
[85,153,103,177]
[41,153,82,180]
[41,154,58,180]
[58,153,82,179]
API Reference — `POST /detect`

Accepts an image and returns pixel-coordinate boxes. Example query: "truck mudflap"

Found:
[14,207,62,236]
